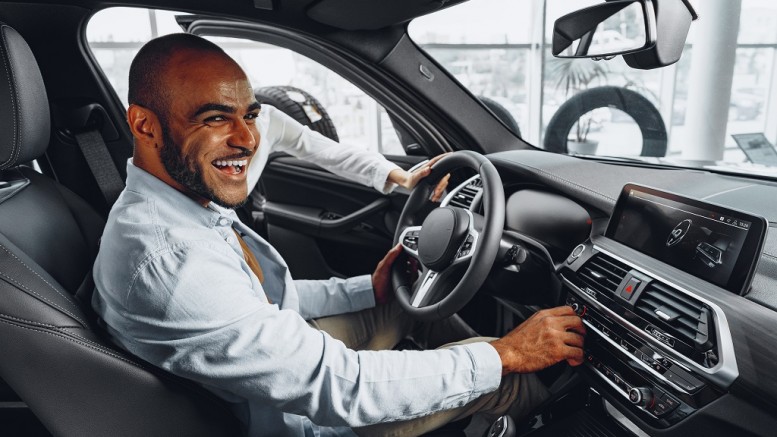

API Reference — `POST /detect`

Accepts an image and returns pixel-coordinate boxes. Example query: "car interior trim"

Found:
[587,343,670,419]
[562,244,739,387]
[582,317,692,395]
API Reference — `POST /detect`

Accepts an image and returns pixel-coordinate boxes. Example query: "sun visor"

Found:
[306,0,467,30]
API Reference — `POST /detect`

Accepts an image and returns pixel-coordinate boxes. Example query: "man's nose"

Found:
[229,119,259,151]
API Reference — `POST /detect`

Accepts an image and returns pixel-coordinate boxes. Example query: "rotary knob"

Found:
[628,387,654,407]
[569,302,586,316]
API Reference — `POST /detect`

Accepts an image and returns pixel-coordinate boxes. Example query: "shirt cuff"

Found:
[460,341,503,398]
[374,162,403,194]
[345,274,376,312]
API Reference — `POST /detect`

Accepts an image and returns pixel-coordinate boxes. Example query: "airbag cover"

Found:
[418,207,470,271]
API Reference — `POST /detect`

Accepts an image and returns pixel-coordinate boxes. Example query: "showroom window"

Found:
[86,8,403,155]
[410,0,777,164]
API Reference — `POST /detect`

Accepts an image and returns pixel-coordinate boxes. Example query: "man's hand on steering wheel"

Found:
[372,244,403,305]
[388,153,451,190]
[392,151,505,321]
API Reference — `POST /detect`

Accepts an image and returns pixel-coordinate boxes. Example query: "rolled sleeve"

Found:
[266,105,401,193]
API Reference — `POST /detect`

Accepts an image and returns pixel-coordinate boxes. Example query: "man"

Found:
[93,33,585,436]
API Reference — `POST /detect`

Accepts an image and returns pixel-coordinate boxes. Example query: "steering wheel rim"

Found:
[392,151,505,321]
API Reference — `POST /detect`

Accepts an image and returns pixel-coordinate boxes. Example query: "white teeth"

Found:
[213,159,247,168]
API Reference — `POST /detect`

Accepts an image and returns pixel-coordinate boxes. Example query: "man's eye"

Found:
[245,112,259,121]
[205,115,227,123]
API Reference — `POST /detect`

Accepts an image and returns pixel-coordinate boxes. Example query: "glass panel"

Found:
[86,8,402,155]
[411,0,777,177]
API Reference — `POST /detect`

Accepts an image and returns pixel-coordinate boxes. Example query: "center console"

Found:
[558,184,767,429]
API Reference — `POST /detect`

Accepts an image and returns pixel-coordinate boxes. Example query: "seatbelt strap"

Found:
[74,129,125,206]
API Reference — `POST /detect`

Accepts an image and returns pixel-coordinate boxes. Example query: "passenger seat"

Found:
[0,22,239,436]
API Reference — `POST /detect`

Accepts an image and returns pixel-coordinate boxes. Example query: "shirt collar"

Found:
[124,159,237,229]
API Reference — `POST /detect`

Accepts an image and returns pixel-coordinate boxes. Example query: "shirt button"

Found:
[217,217,231,226]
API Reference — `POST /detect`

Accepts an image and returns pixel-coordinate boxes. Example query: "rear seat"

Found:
[0,22,239,436]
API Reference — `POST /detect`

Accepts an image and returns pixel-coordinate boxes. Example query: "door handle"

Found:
[264,198,390,236]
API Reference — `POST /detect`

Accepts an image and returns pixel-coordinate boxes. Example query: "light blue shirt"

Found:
[93,162,503,436]
[246,105,402,194]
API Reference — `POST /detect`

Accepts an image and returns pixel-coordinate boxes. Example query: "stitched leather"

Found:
[0,23,49,169]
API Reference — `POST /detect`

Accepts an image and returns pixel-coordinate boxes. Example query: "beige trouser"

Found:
[308,301,551,437]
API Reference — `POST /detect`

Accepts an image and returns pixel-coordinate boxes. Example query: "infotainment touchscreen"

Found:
[606,184,767,295]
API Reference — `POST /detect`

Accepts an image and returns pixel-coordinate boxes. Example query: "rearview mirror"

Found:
[553,0,656,59]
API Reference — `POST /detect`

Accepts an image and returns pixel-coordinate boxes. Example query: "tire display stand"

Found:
[255,85,340,142]
[544,86,668,157]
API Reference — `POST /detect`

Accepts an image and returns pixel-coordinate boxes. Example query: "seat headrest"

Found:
[0,23,50,170]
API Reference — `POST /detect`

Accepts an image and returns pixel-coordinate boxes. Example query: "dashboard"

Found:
[447,150,777,436]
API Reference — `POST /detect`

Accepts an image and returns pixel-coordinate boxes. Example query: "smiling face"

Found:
[132,48,261,208]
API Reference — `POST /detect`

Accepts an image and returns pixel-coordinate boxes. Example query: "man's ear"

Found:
[127,104,161,148]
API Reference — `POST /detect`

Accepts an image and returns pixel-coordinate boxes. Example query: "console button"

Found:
[661,394,680,410]
[665,371,702,392]
[651,393,680,417]
[570,302,584,316]
[567,244,586,264]
[650,399,671,416]
[620,277,641,300]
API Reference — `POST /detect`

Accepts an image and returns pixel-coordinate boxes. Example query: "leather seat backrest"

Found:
[0,23,241,436]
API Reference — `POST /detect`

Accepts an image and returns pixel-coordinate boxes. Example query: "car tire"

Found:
[478,95,521,137]
[544,86,668,157]
[255,85,339,142]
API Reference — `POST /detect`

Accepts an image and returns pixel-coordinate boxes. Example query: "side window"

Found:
[86,7,404,156]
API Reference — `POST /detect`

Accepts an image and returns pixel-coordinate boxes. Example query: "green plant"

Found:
[547,58,609,142]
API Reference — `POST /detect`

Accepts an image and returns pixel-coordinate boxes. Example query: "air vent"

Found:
[448,177,482,210]
[578,253,630,295]
[635,282,713,352]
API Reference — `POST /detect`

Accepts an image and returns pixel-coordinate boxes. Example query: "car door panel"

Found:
[260,155,425,279]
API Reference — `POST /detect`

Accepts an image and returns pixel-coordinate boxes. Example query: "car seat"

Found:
[0,22,240,436]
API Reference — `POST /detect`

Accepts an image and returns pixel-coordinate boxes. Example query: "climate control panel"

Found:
[567,293,702,426]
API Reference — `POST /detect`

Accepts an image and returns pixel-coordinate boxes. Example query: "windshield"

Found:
[409,0,777,179]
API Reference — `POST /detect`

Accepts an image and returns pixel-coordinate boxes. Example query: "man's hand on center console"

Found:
[490,306,586,375]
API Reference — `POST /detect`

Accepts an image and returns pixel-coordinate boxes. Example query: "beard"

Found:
[159,122,248,209]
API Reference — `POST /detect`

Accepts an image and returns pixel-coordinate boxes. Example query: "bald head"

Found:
[128,33,228,119]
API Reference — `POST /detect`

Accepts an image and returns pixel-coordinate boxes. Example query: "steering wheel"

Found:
[392,151,505,321]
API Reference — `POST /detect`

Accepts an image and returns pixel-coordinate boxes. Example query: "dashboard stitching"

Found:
[501,159,617,204]
[701,184,756,200]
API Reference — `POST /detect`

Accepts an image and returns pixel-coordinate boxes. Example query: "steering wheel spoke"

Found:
[398,226,423,258]
[410,269,440,307]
